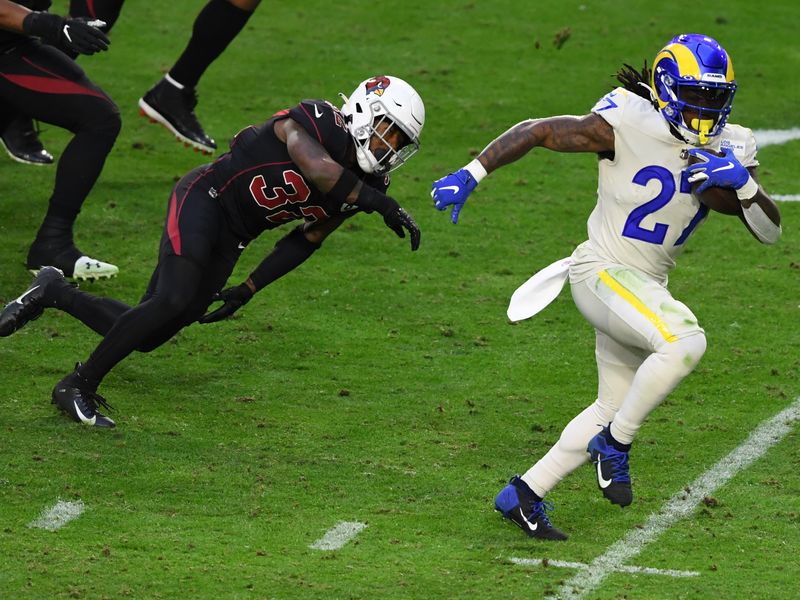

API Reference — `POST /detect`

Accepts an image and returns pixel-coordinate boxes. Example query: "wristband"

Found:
[355,185,399,216]
[464,158,488,184]
[327,169,360,204]
[736,176,759,201]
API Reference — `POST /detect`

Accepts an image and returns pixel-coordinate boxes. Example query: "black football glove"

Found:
[22,12,110,55]
[199,283,253,324]
[383,206,421,251]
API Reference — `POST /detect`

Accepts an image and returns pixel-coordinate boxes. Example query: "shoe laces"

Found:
[602,447,631,483]
[526,498,557,528]
[86,390,113,412]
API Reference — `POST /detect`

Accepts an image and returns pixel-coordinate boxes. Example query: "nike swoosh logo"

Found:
[237,242,246,250]
[596,459,612,489]
[711,162,735,173]
[62,24,72,43]
[314,105,323,118]
[438,185,460,194]
[14,285,40,305]
[517,508,538,531]
[340,203,358,212]
[73,400,96,426]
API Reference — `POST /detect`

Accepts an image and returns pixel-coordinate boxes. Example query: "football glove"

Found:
[431,169,478,224]
[22,12,110,55]
[199,283,253,323]
[383,206,421,251]
[685,147,749,194]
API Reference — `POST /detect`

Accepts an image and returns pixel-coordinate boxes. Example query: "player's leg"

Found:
[50,168,224,427]
[495,332,642,539]
[574,267,707,506]
[0,43,121,280]
[0,266,130,338]
[138,0,261,153]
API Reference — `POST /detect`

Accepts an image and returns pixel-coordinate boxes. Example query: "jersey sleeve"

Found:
[721,124,759,168]
[591,87,629,129]
[287,100,352,164]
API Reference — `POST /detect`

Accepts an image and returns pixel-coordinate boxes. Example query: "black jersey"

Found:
[0,1,51,52]
[208,99,389,240]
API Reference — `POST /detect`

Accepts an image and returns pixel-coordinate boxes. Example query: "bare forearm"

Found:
[475,114,615,174]
[0,1,31,33]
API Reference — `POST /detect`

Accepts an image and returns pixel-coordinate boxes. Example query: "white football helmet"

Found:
[339,75,425,175]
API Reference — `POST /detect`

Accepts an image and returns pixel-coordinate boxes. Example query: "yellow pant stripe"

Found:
[598,270,678,343]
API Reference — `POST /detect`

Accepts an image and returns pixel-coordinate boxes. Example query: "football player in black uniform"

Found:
[0,75,426,429]
[0,0,121,279]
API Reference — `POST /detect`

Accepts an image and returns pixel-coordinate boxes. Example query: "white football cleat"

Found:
[70,255,119,281]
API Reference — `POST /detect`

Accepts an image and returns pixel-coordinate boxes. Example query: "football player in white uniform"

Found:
[431,34,781,540]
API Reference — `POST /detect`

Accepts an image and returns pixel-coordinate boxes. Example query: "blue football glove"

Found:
[685,147,750,194]
[431,169,479,224]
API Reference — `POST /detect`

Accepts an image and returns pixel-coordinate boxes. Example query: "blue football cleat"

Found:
[494,476,567,540]
[588,426,633,507]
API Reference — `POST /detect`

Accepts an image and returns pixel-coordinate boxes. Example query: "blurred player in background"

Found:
[431,34,781,540]
[0,0,121,279]
[1,75,425,430]
[2,0,260,161]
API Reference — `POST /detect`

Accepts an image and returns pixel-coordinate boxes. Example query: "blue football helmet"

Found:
[651,33,737,146]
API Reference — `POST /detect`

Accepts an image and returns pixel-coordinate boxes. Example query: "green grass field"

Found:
[1,1,799,598]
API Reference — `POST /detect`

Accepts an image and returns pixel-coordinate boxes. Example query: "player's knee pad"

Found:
[660,331,707,377]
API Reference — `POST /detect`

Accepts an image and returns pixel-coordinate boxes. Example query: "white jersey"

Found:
[569,87,758,285]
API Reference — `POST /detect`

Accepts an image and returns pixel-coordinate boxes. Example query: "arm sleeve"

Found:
[249,226,321,291]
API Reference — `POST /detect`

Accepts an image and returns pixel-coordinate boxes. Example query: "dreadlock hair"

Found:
[615,60,657,108]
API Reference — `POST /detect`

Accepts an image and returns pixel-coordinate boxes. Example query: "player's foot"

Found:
[494,476,568,540]
[0,116,54,165]
[138,78,216,154]
[588,426,633,507]
[27,240,118,281]
[0,266,65,337]
[52,365,115,428]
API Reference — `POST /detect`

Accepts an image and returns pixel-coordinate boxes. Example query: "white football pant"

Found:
[522,266,707,498]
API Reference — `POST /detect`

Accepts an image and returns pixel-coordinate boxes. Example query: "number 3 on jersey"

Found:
[621,165,708,246]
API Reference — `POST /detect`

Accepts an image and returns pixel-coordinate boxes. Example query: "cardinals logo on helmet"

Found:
[365,76,391,97]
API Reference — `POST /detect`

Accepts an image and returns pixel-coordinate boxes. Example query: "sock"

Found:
[169,0,254,89]
[605,425,632,452]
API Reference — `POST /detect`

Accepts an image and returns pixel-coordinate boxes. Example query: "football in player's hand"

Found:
[687,150,742,216]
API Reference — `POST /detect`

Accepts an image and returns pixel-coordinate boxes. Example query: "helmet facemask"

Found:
[352,109,420,176]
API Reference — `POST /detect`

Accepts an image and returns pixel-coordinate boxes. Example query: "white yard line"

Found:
[309,521,367,550]
[773,194,800,202]
[753,128,800,147]
[510,557,698,578]
[27,499,85,531]
[557,396,800,600]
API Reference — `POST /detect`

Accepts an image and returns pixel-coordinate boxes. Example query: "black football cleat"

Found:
[52,366,115,428]
[138,78,217,154]
[0,266,65,337]
[494,476,568,541]
[0,116,54,165]
[588,426,633,507]
[27,240,118,281]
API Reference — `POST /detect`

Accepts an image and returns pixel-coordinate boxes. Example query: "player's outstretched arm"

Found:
[431,113,614,223]
[199,219,345,323]
[276,118,420,251]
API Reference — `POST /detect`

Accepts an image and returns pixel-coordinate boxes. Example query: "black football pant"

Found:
[0,41,120,227]
[51,166,244,385]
